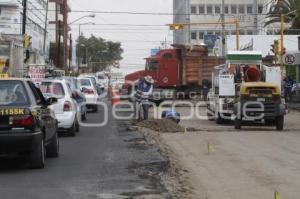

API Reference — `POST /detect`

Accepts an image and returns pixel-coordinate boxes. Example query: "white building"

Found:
[173,0,280,47]
[0,0,48,63]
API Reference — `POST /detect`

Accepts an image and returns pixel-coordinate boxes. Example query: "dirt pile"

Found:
[136,119,185,133]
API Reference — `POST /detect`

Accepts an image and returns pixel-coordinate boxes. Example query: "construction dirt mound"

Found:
[135,119,185,133]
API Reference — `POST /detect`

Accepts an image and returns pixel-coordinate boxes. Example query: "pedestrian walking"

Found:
[134,75,154,120]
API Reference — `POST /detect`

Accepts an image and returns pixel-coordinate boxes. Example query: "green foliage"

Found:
[76,35,123,71]
[265,0,300,32]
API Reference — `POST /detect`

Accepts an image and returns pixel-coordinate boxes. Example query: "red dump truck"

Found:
[123,45,225,103]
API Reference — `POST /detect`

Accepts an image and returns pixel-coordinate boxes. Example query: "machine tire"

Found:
[215,113,223,124]
[275,115,284,131]
[46,131,59,158]
[234,118,242,130]
[30,138,45,169]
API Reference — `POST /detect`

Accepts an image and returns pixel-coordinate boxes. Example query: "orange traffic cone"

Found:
[111,89,120,106]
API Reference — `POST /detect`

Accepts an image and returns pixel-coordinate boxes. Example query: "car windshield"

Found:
[79,79,91,87]
[0,80,29,106]
[40,82,65,99]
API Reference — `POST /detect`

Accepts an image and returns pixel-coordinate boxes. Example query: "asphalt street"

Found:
[0,103,168,199]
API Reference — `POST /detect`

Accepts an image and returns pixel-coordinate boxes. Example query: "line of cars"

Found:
[0,73,105,169]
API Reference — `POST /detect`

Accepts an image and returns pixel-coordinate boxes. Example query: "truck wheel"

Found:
[275,115,284,131]
[30,138,45,169]
[46,131,59,158]
[234,118,242,129]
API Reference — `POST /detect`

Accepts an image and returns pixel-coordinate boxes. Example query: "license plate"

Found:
[257,98,265,102]
[0,108,25,116]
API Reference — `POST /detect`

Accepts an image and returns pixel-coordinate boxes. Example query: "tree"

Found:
[76,35,123,72]
[264,0,300,33]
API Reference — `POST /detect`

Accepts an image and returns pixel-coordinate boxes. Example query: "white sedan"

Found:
[40,79,79,136]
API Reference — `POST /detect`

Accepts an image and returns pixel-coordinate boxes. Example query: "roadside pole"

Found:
[221,0,225,57]
[22,0,27,35]
[280,13,285,76]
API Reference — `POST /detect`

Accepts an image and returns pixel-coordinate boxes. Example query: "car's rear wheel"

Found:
[30,138,45,169]
[275,115,284,131]
[69,122,76,136]
[46,130,59,158]
[82,112,86,121]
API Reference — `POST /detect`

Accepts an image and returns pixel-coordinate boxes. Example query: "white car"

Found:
[40,79,79,136]
[77,77,99,112]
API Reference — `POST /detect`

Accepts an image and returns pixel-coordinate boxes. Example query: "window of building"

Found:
[247,5,253,14]
[240,30,245,35]
[191,5,197,14]
[238,5,245,14]
[225,5,229,14]
[199,5,205,14]
[247,30,253,35]
[215,5,221,14]
[231,5,237,14]
[206,31,213,35]
[207,5,213,14]
[199,31,204,39]
[258,4,263,14]
[191,32,197,40]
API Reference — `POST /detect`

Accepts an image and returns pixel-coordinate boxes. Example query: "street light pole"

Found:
[22,0,27,35]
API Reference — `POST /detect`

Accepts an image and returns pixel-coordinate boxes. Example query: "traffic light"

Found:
[24,33,32,49]
[168,23,184,30]
[271,40,280,55]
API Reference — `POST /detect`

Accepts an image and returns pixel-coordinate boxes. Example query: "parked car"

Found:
[63,76,87,121]
[77,77,99,112]
[0,78,59,169]
[40,79,79,136]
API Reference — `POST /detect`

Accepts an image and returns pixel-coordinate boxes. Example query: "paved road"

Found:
[0,103,167,199]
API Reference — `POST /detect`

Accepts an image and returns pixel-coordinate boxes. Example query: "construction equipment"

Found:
[207,51,285,130]
[123,45,224,104]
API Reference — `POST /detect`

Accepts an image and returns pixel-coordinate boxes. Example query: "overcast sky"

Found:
[69,0,173,75]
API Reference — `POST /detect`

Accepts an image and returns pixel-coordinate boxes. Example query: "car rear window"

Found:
[79,79,91,87]
[40,82,65,99]
[0,80,29,106]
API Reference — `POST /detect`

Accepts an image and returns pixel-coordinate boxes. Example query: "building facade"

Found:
[173,0,280,48]
[0,0,48,64]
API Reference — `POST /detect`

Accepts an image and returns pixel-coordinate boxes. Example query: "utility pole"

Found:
[22,0,27,35]
[253,0,258,34]
[43,0,49,54]
[185,0,191,44]
[69,33,72,71]
[221,0,225,56]
[280,13,285,74]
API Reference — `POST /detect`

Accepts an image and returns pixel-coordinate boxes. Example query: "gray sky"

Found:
[69,0,173,74]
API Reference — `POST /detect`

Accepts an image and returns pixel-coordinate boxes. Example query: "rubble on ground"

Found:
[135,119,185,133]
